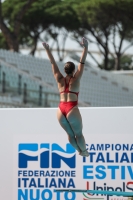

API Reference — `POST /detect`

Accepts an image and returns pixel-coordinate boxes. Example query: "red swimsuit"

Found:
[59,77,79,117]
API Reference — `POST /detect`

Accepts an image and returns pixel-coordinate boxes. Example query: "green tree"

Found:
[1,0,133,68]
[42,0,80,61]
[0,0,36,51]
[19,0,52,55]
[120,55,133,70]
[0,0,79,60]
[0,32,8,49]
[73,0,133,70]
[100,55,133,70]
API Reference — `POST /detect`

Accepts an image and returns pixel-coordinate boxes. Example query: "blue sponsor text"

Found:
[18,189,76,200]
[83,165,133,179]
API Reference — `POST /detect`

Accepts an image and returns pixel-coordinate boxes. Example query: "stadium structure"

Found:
[0,49,133,108]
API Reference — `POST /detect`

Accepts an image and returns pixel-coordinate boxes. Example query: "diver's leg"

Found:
[57,108,81,152]
[66,107,89,156]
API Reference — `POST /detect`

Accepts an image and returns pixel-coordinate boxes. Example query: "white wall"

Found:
[0,107,133,200]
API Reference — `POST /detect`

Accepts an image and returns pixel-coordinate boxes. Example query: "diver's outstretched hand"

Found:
[81,37,88,48]
[42,42,49,50]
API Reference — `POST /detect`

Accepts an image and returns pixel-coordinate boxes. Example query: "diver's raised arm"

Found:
[74,37,88,80]
[42,42,63,82]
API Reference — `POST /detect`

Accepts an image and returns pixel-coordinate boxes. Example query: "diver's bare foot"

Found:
[79,149,89,157]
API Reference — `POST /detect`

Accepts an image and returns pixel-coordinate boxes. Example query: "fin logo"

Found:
[18,143,76,169]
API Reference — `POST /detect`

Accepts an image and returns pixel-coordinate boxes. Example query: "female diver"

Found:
[42,37,89,157]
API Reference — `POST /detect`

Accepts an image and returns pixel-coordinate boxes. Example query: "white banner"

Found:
[0,107,133,200]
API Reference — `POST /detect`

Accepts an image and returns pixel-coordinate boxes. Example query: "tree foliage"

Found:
[0,0,133,70]
[72,0,133,70]
[0,0,37,51]
[100,55,133,70]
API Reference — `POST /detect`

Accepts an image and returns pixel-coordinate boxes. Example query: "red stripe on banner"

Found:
[86,181,93,196]
[127,182,133,185]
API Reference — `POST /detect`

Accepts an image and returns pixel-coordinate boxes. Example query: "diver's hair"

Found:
[64,61,75,75]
